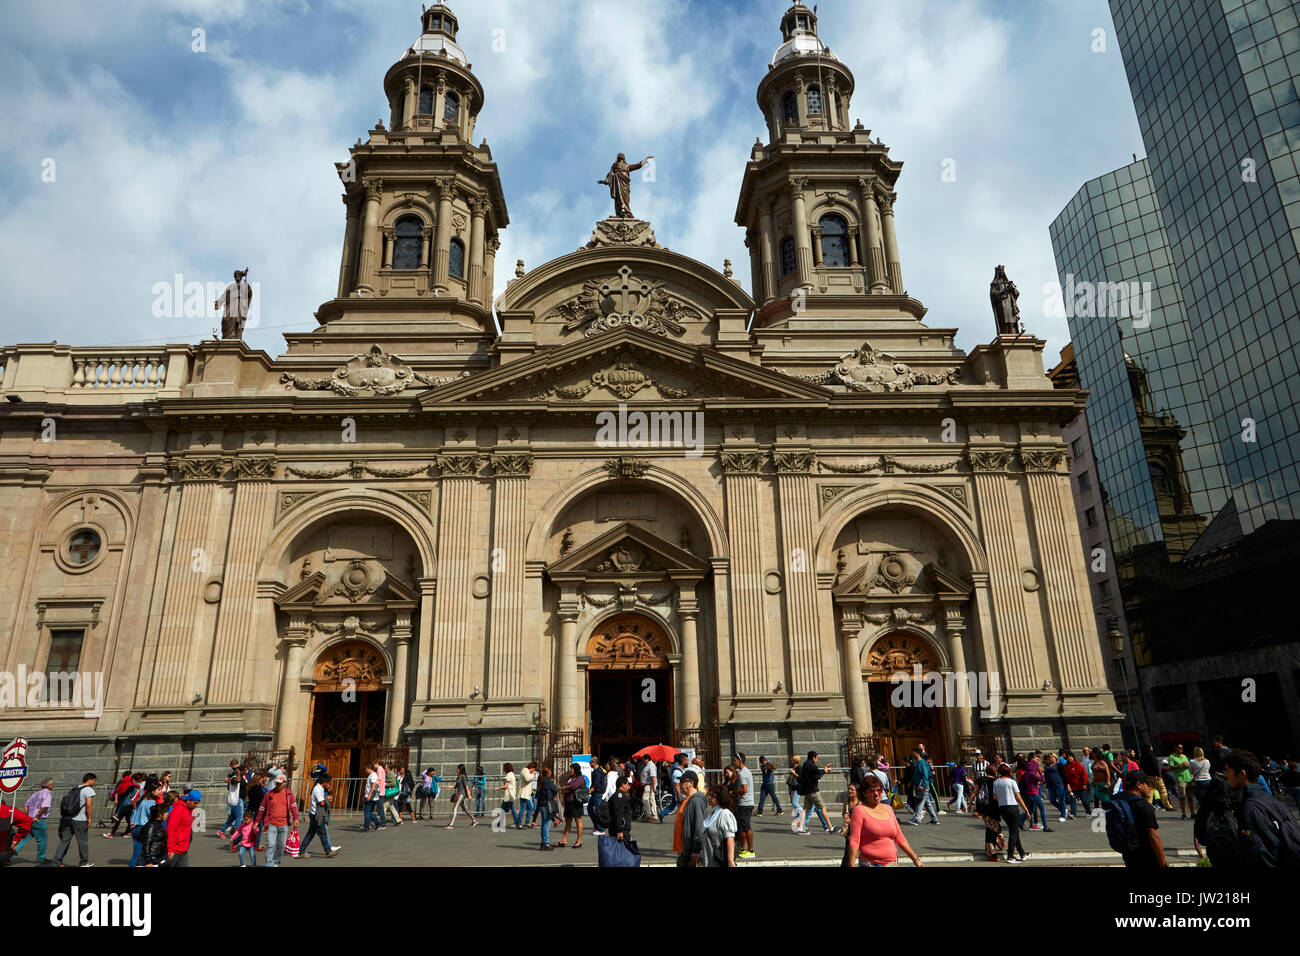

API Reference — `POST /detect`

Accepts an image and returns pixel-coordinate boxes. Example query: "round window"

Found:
[67,529,102,566]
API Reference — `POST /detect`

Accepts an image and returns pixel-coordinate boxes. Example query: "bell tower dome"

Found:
[316,3,508,347]
[736,1,915,328]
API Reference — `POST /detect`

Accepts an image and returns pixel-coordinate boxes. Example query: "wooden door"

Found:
[869,682,946,765]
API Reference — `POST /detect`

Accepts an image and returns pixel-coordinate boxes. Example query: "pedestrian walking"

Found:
[1044,753,1069,822]
[1221,750,1300,867]
[165,789,201,867]
[51,772,97,868]
[658,754,688,821]
[972,749,989,780]
[517,762,538,829]
[235,813,259,866]
[675,770,707,866]
[557,763,587,847]
[383,764,402,826]
[362,763,384,831]
[733,752,755,859]
[536,766,559,849]
[905,747,940,826]
[495,762,518,828]
[839,777,860,867]
[786,754,802,819]
[795,751,833,833]
[1023,751,1051,831]
[948,757,969,813]
[638,757,659,820]
[126,781,159,867]
[445,764,480,829]
[1090,745,1113,808]
[218,760,246,838]
[847,774,923,868]
[301,772,340,859]
[994,764,1030,863]
[0,800,31,865]
[473,766,488,815]
[13,778,53,863]
[702,779,738,867]
[1107,770,1166,868]
[417,767,440,820]
[975,763,1004,861]
[1189,746,1212,807]
[254,774,298,866]
[1063,752,1089,816]
[395,767,415,823]
[139,804,168,867]
[1140,745,1174,810]
[756,756,782,816]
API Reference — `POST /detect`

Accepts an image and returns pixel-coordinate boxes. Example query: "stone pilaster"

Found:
[210,457,277,703]
[275,627,309,752]
[678,593,701,727]
[757,194,776,302]
[433,177,455,293]
[487,452,531,699]
[858,178,889,293]
[721,451,769,696]
[557,596,581,730]
[968,450,1035,692]
[839,610,871,734]
[880,192,903,294]
[1021,448,1101,690]
[337,195,360,297]
[773,449,821,694]
[789,179,813,286]
[429,452,479,698]
[944,608,974,736]
[467,197,488,304]
[386,624,412,745]
[355,178,382,294]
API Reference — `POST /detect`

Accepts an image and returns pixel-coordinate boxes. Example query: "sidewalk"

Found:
[30,804,1204,868]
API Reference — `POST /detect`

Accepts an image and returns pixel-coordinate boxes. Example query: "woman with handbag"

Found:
[494,763,518,828]
[536,767,559,850]
[556,763,587,847]
[445,765,480,829]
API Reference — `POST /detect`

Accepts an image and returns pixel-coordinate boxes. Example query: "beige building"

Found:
[0,3,1119,787]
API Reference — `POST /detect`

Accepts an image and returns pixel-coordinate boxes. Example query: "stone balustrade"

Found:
[72,353,171,388]
[0,344,193,401]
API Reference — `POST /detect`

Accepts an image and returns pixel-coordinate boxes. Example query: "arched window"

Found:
[783,91,799,124]
[819,214,849,267]
[449,237,466,278]
[807,85,822,116]
[779,236,796,275]
[393,216,423,270]
[443,90,460,123]
[418,85,434,115]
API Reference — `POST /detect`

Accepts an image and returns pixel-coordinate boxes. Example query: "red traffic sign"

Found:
[0,737,29,795]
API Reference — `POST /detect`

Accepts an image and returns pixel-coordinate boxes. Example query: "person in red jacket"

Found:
[0,802,33,865]
[166,789,201,867]
[1063,754,1091,815]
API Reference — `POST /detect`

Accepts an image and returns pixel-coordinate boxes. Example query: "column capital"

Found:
[756,194,774,215]
[435,177,457,202]
[967,449,1014,473]
[487,235,501,253]
[362,177,383,202]
[771,449,816,473]
[1019,447,1068,473]
[558,600,581,622]
[488,452,533,477]
[468,196,490,217]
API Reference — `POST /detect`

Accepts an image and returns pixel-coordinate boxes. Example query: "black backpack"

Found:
[594,798,613,829]
[59,784,86,819]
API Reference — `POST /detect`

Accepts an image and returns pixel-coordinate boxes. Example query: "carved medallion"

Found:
[786,342,960,393]
[280,345,469,396]
[549,265,699,339]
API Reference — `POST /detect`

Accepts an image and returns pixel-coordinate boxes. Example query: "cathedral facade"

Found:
[0,4,1119,785]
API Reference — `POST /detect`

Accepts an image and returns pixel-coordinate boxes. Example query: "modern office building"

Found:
[1052,155,1299,749]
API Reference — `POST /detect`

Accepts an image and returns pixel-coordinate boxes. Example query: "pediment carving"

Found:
[549,265,701,339]
[533,351,697,401]
[783,342,960,393]
[281,345,470,396]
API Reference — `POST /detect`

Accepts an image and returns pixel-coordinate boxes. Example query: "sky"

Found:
[0,0,1147,367]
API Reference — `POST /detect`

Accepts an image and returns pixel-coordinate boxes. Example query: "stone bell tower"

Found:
[323,3,509,341]
[735,1,912,328]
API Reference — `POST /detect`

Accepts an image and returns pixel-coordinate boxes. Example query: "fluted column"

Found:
[487,453,531,699]
[429,452,479,698]
[402,77,416,129]
[337,195,360,296]
[1022,449,1100,689]
[840,613,871,734]
[789,179,813,286]
[721,452,769,695]
[419,226,431,269]
[381,228,394,269]
[679,595,701,727]
[432,177,455,293]
[757,194,776,302]
[881,192,904,294]
[859,179,888,293]
[386,627,411,745]
[467,197,487,304]
[355,178,382,294]
[557,598,580,730]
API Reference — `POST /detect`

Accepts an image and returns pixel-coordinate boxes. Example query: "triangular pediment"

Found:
[418,327,829,407]
[274,566,419,609]
[276,570,327,606]
[548,520,709,580]
[923,562,974,598]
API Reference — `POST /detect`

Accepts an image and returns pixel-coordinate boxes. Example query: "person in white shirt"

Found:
[516,762,538,829]
[639,759,658,819]
[993,765,1030,863]
[301,773,340,858]
[362,764,385,832]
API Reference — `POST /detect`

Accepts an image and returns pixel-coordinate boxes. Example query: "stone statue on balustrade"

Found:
[215,268,253,340]
[989,264,1023,336]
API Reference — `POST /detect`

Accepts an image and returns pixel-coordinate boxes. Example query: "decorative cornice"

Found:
[280,345,470,397]
[818,455,959,475]
[603,456,651,479]
[489,452,533,477]
[783,342,959,393]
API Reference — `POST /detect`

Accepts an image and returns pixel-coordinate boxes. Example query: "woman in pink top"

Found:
[847,776,923,868]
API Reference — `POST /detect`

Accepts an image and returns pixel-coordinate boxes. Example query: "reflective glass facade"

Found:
[1111,0,1300,533]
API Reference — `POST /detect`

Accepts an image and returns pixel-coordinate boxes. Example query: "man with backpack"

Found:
[1106,770,1166,868]
[1223,750,1299,868]
[905,747,939,826]
[51,772,97,868]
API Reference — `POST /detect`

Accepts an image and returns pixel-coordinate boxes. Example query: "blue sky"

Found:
[0,0,1145,366]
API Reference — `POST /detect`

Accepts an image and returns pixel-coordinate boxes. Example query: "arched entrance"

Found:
[865,632,948,765]
[307,640,388,789]
[585,614,673,760]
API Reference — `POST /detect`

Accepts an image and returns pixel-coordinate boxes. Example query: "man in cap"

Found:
[1112,770,1166,868]
[166,789,201,867]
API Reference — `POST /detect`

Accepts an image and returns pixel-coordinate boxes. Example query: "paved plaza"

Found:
[17,804,1206,868]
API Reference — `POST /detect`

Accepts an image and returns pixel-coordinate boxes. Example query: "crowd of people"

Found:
[2,734,1295,868]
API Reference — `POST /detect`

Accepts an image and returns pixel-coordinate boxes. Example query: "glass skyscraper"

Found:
[1045,0,1300,755]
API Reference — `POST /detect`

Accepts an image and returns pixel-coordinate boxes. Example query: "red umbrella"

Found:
[633,744,681,762]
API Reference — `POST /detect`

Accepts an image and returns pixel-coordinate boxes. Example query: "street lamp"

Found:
[1106,623,1141,752]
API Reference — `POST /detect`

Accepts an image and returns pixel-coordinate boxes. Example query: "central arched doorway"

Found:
[307,640,388,791]
[865,631,948,765]
[585,614,673,760]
